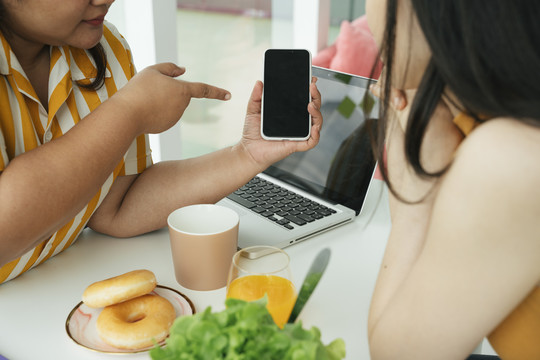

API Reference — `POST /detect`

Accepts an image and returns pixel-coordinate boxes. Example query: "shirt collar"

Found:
[0,31,13,76]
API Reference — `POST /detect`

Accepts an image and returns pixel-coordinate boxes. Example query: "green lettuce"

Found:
[150,297,345,360]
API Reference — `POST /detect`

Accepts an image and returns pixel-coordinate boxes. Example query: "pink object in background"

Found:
[313,16,382,79]
[373,164,384,180]
[373,144,387,181]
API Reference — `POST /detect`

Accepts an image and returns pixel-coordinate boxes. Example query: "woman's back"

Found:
[453,114,540,359]
[365,1,540,358]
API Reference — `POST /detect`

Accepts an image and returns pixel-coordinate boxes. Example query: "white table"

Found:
[0,183,392,360]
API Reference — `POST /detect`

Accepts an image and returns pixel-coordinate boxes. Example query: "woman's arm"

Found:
[87,146,260,237]
[88,79,323,236]
[0,63,231,266]
[0,95,139,264]
[367,87,463,332]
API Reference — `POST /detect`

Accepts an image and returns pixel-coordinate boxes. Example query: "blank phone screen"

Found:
[262,49,311,138]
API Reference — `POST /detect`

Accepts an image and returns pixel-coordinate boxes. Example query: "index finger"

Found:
[187,82,231,101]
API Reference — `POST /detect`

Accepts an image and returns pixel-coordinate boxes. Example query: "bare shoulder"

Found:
[452,117,540,185]
[431,116,540,284]
[442,117,540,236]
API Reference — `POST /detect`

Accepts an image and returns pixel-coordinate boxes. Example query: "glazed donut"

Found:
[82,270,157,308]
[96,294,176,350]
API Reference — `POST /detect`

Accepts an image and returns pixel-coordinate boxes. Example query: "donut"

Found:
[82,270,157,308]
[96,294,176,350]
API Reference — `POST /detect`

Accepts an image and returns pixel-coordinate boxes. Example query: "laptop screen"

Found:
[263,66,378,215]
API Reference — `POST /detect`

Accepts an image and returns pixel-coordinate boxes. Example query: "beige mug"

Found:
[167,204,239,291]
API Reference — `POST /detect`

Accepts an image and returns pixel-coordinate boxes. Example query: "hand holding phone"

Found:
[261,49,312,141]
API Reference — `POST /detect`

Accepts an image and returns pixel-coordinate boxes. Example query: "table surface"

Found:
[0,183,392,360]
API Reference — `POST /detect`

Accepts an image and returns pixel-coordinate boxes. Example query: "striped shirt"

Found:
[0,22,152,284]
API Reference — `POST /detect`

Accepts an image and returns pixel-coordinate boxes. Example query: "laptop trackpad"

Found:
[237,212,288,248]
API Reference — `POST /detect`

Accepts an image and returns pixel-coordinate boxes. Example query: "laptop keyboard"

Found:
[227,176,337,230]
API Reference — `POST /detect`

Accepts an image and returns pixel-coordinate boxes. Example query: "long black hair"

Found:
[0,3,107,91]
[373,0,540,194]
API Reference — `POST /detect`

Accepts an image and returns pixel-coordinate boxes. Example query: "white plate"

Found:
[65,285,195,354]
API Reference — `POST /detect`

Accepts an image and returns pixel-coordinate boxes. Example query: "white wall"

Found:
[271,0,330,54]
[293,0,330,54]
[107,0,179,162]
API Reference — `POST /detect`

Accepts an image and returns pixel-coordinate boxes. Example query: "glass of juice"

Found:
[226,246,296,328]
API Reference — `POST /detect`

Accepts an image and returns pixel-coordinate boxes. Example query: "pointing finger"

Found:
[187,82,231,101]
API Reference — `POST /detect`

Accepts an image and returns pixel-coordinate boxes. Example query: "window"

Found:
[109,0,366,161]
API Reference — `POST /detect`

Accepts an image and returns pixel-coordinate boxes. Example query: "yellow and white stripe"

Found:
[0,22,152,283]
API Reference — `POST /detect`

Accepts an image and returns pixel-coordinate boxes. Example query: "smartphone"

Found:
[261,49,312,140]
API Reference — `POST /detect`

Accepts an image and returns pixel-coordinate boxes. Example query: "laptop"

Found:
[217,66,379,249]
